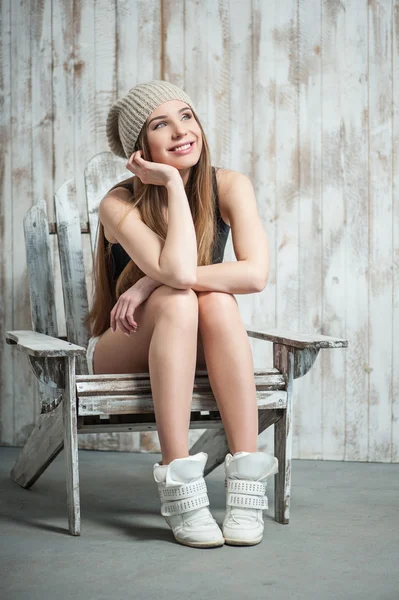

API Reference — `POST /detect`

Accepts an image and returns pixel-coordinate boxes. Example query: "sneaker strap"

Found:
[159,477,207,502]
[225,478,268,510]
[161,492,210,516]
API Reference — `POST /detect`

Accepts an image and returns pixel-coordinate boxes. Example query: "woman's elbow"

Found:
[171,272,197,289]
[252,271,269,293]
[178,275,197,289]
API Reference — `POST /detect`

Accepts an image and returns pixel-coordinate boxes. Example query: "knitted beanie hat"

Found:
[106,80,196,159]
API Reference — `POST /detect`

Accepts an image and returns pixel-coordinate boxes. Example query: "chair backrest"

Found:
[24,152,127,376]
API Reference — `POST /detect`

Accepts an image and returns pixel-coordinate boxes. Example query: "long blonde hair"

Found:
[86,109,216,337]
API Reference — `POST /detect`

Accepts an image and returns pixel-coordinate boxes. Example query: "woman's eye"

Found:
[154,113,192,130]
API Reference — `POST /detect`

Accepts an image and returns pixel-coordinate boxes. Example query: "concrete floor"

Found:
[0,447,398,600]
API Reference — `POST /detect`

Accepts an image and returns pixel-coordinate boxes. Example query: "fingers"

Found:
[115,299,131,335]
[111,298,139,336]
[110,305,116,332]
[126,150,143,170]
[125,308,137,329]
[120,303,138,333]
[134,153,144,164]
[126,151,138,174]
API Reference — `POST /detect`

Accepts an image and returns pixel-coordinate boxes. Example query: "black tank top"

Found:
[106,166,230,284]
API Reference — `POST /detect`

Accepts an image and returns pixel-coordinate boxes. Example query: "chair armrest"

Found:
[6,330,87,357]
[244,326,348,350]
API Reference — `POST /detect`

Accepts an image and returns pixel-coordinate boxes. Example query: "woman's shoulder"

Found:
[214,167,246,191]
[214,168,247,227]
[106,176,136,197]
[100,177,141,243]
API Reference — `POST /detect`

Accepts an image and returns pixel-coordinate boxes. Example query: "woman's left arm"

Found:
[191,171,269,294]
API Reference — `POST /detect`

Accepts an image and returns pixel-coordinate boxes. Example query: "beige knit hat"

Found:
[106,80,196,159]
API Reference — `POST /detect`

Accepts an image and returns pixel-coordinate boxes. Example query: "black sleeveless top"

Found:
[105,166,230,285]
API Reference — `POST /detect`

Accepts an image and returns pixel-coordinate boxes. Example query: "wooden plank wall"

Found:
[0,0,397,462]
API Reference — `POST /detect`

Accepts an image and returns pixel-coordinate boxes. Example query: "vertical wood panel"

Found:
[163,0,185,88]
[368,0,393,462]
[0,0,14,445]
[184,0,209,126]
[116,0,138,93]
[11,0,37,446]
[393,0,399,463]
[252,0,276,455]
[274,0,300,455]
[31,0,54,427]
[94,1,117,153]
[73,0,95,220]
[229,0,253,331]
[52,0,74,190]
[296,0,323,459]
[343,0,369,461]
[55,183,90,357]
[205,0,231,169]
[321,0,346,460]
[31,0,53,213]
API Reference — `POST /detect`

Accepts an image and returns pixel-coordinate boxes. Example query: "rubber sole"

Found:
[223,536,263,546]
[175,536,225,549]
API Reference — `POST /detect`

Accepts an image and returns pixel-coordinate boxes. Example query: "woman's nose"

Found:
[172,123,187,137]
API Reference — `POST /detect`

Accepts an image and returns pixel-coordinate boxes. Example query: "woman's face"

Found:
[145,100,203,169]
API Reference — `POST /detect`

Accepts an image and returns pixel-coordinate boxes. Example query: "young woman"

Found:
[86,80,278,549]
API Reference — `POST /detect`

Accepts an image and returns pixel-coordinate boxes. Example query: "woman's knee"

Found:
[146,284,198,320]
[198,291,237,310]
[197,291,238,326]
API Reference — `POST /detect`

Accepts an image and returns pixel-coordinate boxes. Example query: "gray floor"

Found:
[0,447,398,600]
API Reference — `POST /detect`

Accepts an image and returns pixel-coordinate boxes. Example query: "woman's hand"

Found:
[126,150,179,187]
[110,276,162,335]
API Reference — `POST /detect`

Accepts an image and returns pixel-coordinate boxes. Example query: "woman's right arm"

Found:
[99,173,197,289]
[159,175,197,285]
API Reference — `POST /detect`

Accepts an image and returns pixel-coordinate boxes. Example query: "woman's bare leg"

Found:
[93,285,200,464]
[147,288,199,464]
[196,291,259,454]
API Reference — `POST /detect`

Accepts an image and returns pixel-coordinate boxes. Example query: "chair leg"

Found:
[11,400,64,488]
[189,427,229,475]
[63,356,80,536]
[274,410,291,524]
[273,345,294,525]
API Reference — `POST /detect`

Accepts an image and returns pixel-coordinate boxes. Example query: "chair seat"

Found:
[76,368,287,416]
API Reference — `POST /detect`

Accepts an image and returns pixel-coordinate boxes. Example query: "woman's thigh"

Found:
[93,285,207,374]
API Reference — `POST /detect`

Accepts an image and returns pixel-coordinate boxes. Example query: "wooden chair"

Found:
[5,152,348,536]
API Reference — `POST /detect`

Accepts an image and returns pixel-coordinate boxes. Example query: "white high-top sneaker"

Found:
[153,452,225,548]
[222,451,279,546]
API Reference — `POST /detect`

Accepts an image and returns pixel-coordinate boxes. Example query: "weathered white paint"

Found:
[297,0,323,461]
[393,1,399,463]
[368,1,393,463]
[0,0,396,462]
[343,0,369,462]
[77,391,288,417]
[63,355,80,535]
[6,331,86,357]
[55,181,90,375]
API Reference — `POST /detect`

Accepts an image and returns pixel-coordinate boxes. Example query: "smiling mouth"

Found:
[169,141,195,152]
